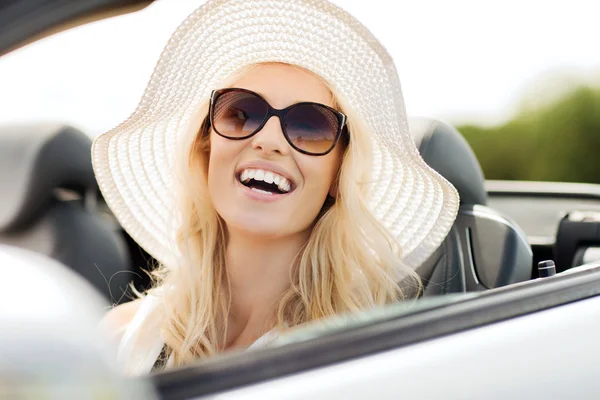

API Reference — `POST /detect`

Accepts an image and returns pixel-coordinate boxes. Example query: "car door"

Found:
[153,264,600,399]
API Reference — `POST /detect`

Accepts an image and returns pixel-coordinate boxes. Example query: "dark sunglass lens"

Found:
[212,91,268,138]
[285,104,340,154]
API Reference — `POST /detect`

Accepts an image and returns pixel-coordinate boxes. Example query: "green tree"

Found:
[459,85,600,183]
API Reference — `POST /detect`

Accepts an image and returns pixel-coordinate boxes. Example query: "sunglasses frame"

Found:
[209,88,348,156]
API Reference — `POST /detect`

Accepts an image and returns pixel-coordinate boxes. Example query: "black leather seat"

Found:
[0,124,133,303]
[409,117,532,294]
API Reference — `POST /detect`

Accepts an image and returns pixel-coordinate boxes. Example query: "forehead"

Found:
[230,63,334,108]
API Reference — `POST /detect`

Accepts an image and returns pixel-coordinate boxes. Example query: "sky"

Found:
[0,0,599,137]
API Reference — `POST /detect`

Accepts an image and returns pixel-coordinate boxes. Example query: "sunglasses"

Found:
[209,88,348,156]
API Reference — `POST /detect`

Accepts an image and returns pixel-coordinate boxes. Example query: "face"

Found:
[206,63,344,240]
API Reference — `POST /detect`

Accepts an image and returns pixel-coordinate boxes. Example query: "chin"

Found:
[226,211,319,240]
[222,211,286,236]
[229,221,291,238]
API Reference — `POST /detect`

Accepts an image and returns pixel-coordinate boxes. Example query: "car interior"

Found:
[0,124,142,303]
[4,115,593,304]
[410,117,532,294]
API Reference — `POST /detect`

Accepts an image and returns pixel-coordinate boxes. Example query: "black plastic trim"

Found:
[153,265,600,399]
[0,0,153,56]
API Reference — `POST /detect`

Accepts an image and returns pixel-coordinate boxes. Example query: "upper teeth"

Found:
[240,169,292,193]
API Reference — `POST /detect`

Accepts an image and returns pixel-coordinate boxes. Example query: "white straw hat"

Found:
[92,0,459,270]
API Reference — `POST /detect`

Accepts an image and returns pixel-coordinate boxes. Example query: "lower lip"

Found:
[235,179,293,202]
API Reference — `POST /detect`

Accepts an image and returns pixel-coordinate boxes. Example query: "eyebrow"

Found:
[230,87,331,108]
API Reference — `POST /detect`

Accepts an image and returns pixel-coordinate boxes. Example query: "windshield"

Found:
[270,293,476,347]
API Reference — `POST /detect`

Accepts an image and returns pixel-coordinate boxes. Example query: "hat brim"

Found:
[92,0,459,270]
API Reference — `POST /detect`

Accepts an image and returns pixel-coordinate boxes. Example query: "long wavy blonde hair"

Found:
[126,63,420,373]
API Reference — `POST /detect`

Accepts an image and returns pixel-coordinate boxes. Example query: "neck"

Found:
[224,229,309,333]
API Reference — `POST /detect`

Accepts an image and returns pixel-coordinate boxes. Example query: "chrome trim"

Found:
[486,180,600,199]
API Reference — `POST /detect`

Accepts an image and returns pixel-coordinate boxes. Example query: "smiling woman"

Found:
[94,0,459,375]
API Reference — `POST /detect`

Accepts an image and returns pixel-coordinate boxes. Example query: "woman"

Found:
[95,0,459,375]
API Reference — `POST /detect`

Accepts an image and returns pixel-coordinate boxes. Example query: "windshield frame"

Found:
[0,0,153,56]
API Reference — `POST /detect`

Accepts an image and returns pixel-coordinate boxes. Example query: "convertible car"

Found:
[2,1,600,399]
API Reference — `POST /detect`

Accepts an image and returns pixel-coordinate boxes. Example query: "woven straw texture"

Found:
[91,0,460,270]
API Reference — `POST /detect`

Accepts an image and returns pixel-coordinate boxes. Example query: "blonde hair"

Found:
[125,63,420,373]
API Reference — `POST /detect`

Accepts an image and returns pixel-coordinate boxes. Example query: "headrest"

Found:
[409,117,488,205]
[0,124,96,232]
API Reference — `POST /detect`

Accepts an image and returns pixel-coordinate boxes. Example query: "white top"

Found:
[117,294,280,375]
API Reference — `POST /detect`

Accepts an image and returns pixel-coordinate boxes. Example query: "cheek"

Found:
[291,155,340,233]
[208,132,242,172]
[298,152,342,202]
[208,132,224,168]
[207,134,237,198]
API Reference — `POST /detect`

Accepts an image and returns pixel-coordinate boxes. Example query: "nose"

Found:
[251,116,290,156]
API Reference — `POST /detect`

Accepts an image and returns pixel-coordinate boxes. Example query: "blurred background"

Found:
[0,0,599,183]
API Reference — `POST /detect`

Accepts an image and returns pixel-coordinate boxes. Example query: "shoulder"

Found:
[100,299,143,344]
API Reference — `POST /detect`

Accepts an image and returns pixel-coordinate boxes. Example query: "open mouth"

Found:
[236,168,295,196]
